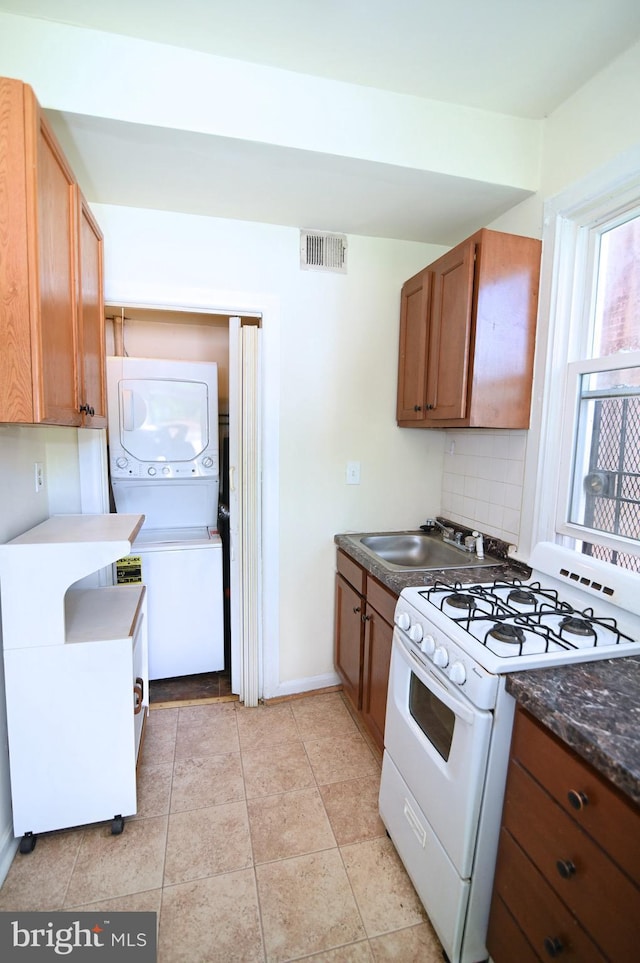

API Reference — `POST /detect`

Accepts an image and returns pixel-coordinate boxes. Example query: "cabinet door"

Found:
[425,239,475,422]
[362,607,393,751]
[31,96,82,426]
[334,573,364,710]
[77,191,107,427]
[0,79,34,421]
[396,268,432,422]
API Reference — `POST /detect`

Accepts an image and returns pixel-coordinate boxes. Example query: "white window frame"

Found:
[556,351,640,554]
[518,145,640,563]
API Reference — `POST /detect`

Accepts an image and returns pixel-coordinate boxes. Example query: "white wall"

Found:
[93,204,445,693]
[448,40,640,551]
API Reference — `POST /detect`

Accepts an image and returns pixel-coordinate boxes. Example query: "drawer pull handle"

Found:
[567,789,588,810]
[544,936,564,957]
[134,677,144,715]
[556,858,576,879]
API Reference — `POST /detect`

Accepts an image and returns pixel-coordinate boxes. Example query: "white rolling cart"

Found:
[0,513,148,853]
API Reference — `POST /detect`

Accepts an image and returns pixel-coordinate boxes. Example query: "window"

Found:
[558,215,640,570]
[526,154,640,571]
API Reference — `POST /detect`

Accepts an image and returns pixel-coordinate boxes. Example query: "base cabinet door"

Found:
[362,606,393,752]
[334,551,397,747]
[334,572,364,711]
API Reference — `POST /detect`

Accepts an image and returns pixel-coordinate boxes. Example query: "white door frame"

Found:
[79,291,281,704]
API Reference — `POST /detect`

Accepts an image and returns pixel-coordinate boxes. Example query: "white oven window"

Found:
[409,672,455,761]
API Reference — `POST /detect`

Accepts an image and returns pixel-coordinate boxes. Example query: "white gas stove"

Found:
[380,541,640,963]
[395,541,640,705]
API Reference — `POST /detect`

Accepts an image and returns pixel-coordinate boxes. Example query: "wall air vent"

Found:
[300,230,347,273]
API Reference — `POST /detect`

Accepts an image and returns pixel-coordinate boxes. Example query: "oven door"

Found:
[382,629,493,878]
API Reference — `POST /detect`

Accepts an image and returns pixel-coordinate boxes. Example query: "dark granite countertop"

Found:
[506,658,640,807]
[334,529,528,596]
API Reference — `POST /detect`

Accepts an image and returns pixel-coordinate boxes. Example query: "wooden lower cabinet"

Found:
[334,571,365,710]
[334,550,396,750]
[487,707,640,962]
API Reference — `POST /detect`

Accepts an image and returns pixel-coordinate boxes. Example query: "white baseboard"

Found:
[264,670,341,701]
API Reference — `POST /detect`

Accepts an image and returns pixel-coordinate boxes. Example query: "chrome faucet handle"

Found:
[454,531,464,546]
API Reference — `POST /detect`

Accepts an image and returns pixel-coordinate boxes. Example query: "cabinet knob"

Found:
[362,614,372,623]
[543,936,564,957]
[426,403,434,410]
[353,606,361,614]
[413,405,422,412]
[79,403,95,417]
[567,789,588,811]
[556,858,576,879]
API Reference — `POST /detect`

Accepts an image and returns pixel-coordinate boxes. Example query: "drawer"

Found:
[365,575,397,624]
[336,550,366,595]
[492,827,605,961]
[503,758,640,961]
[512,708,640,886]
[487,894,547,963]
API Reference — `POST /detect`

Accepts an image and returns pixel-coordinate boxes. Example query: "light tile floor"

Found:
[0,692,445,962]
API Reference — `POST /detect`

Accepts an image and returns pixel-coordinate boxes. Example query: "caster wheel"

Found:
[19,833,37,854]
[111,815,125,836]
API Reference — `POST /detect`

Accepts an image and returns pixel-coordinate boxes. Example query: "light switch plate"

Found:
[346,461,360,485]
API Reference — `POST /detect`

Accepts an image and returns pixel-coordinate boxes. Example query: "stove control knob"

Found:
[433,646,449,668]
[395,612,411,631]
[409,623,424,643]
[202,456,214,468]
[448,661,467,685]
[115,456,128,469]
[147,466,157,476]
[420,634,436,656]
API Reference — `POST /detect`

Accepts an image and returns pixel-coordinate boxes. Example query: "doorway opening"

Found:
[100,303,263,707]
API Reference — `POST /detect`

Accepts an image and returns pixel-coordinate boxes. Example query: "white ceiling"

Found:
[4,0,640,242]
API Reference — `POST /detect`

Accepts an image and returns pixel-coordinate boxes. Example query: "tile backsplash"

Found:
[440,430,528,547]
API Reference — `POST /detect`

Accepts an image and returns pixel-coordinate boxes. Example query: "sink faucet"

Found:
[426,518,451,536]
[425,519,485,557]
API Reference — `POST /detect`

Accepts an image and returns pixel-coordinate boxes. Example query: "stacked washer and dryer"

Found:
[106,357,224,680]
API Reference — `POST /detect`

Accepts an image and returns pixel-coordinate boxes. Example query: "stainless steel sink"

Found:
[353,532,499,571]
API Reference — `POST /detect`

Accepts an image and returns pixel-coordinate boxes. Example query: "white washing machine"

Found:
[125,527,224,680]
[107,357,225,680]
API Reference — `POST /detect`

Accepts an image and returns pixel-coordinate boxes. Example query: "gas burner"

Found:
[507,588,537,607]
[445,593,477,612]
[560,616,596,638]
[488,622,526,645]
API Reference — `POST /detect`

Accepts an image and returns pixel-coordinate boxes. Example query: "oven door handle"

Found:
[395,632,481,726]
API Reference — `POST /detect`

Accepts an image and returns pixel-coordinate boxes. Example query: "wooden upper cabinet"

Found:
[77,191,107,427]
[396,268,432,422]
[397,229,541,429]
[0,77,105,428]
[426,239,476,422]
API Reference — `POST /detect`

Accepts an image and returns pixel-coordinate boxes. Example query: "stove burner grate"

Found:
[415,578,634,659]
[488,622,527,645]
[507,588,538,607]
[560,616,596,638]
[445,593,477,611]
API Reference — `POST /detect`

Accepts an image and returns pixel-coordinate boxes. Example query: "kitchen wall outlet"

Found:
[34,462,44,492]
[346,461,361,485]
